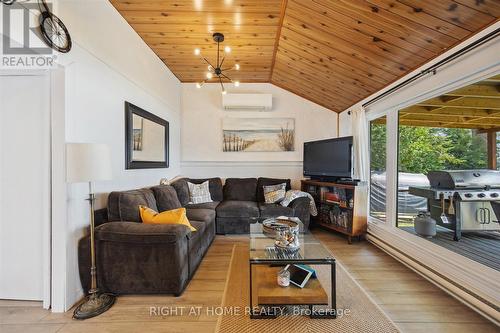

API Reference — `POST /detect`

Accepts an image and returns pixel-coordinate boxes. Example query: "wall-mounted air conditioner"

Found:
[222,93,272,111]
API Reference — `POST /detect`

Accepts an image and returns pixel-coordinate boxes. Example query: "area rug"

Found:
[216,245,400,333]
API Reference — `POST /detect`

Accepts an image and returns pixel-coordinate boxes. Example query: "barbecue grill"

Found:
[409,170,500,241]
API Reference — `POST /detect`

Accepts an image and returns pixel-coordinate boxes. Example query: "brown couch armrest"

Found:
[95,222,191,244]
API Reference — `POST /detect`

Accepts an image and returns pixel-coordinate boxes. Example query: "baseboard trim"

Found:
[366,230,500,325]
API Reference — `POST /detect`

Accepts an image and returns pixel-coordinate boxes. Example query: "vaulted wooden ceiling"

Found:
[110,0,500,112]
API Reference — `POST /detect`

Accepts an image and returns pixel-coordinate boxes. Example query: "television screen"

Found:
[303,136,353,179]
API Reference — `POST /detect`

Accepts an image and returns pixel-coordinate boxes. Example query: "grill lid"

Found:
[427,170,500,189]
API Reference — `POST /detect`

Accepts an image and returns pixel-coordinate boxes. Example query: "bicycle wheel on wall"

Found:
[39,11,72,53]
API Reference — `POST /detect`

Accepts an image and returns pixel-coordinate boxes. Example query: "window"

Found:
[396,124,490,227]
[370,116,387,222]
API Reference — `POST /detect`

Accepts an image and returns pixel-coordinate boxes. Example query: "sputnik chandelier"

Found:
[194,32,240,94]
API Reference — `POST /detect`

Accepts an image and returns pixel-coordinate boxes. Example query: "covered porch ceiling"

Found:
[398,74,500,132]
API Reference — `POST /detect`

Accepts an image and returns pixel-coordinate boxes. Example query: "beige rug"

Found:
[216,245,400,333]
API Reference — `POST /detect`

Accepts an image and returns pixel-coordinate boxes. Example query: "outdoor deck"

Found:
[401,226,500,271]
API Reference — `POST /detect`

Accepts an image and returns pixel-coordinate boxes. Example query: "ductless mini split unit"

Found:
[222,93,273,111]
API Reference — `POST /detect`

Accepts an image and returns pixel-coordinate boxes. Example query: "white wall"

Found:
[181,83,338,187]
[338,110,352,137]
[1,0,181,311]
[56,1,181,311]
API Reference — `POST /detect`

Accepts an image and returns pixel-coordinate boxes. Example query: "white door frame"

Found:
[49,66,67,312]
[0,67,66,310]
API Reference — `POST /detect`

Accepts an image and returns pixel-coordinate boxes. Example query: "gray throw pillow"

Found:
[188,180,213,204]
[263,183,287,204]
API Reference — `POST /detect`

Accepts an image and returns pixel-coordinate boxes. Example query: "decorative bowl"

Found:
[262,218,299,239]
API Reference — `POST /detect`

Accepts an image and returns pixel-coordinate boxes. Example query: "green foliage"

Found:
[370,123,489,174]
[441,128,487,169]
[370,123,387,172]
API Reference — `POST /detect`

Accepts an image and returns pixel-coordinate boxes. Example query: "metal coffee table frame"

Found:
[249,219,337,319]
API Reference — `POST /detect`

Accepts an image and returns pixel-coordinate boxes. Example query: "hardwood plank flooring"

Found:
[0,230,497,333]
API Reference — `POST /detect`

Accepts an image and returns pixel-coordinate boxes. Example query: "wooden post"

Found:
[487,131,497,170]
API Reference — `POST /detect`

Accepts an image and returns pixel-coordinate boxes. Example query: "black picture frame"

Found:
[125,102,169,169]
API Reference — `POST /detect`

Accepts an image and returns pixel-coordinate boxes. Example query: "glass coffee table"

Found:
[249,218,336,319]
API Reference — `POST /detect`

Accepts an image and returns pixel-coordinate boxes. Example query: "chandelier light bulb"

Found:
[208,65,213,71]
[206,72,213,79]
[224,46,231,53]
[196,82,202,89]
[194,48,201,56]
[234,81,240,87]
[222,90,227,95]
[235,63,240,70]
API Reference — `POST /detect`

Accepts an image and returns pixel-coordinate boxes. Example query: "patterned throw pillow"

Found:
[188,181,213,204]
[263,183,287,204]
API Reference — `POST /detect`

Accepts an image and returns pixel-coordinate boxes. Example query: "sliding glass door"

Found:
[369,116,387,222]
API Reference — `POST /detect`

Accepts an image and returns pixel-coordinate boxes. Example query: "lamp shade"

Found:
[66,143,112,183]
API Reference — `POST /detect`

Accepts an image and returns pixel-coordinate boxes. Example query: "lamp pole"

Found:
[67,143,115,320]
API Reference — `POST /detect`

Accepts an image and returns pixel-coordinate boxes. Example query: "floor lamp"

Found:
[66,143,115,319]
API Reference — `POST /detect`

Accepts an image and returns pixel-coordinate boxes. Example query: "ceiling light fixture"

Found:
[194,32,240,94]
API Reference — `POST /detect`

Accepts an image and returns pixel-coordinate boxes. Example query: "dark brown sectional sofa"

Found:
[78,177,310,296]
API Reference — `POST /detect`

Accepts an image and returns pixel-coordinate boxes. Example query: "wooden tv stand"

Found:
[301,179,368,244]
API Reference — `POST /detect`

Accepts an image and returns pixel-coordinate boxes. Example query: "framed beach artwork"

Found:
[222,118,295,152]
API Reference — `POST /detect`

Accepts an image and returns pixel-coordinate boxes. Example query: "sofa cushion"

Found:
[171,178,223,205]
[151,185,182,212]
[188,220,206,235]
[216,217,258,234]
[187,220,207,278]
[139,206,196,232]
[187,181,213,204]
[223,178,258,201]
[257,178,292,202]
[107,189,157,222]
[186,208,216,225]
[263,183,287,204]
[171,179,190,206]
[185,201,220,210]
[258,203,294,218]
[216,200,259,218]
[189,178,223,202]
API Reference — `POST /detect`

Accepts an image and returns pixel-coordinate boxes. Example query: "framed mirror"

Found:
[125,102,169,169]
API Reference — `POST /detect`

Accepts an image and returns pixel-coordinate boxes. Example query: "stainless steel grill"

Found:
[409,170,500,241]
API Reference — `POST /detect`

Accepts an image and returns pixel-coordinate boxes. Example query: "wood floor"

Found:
[1,229,497,333]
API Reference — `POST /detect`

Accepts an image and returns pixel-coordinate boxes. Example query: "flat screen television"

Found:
[303,136,353,181]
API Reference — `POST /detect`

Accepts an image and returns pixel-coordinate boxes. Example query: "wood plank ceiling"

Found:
[398,74,500,131]
[110,0,500,113]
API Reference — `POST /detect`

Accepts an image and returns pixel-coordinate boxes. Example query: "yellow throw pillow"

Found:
[139,206,196,232]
